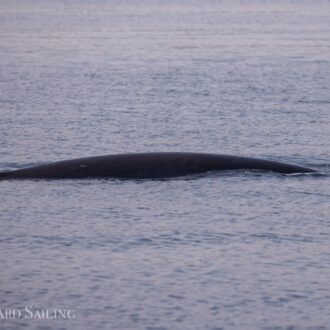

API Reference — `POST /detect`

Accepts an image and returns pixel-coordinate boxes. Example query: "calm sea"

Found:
[0,0,329,329]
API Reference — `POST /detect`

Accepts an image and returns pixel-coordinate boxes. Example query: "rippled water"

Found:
[1,0,330,329]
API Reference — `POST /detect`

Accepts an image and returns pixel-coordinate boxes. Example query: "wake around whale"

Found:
[0,152,316,180]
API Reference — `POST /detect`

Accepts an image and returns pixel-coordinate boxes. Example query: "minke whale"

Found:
[0,152,316,180]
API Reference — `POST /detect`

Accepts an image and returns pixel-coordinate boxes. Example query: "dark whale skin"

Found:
[0,152,316,180]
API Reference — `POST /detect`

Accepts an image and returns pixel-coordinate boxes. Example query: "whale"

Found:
[0,152,316,180]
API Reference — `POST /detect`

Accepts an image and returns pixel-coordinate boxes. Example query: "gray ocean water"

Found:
[1,0,330,329]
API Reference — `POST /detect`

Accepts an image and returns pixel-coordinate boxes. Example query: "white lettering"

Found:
[0,309,22,319]
[24,305,33,319]
[67,309,76,319]
[56,309,66,319]
[1,306,76,320]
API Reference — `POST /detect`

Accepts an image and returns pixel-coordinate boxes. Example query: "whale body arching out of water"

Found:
[0,152,316,180]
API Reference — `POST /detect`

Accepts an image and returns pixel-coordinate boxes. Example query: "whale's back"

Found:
[0,152,316,180]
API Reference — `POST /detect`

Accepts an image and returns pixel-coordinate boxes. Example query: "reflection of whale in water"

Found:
[0,152,316,180]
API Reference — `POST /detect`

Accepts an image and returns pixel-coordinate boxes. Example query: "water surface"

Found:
[0,1,330,329]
